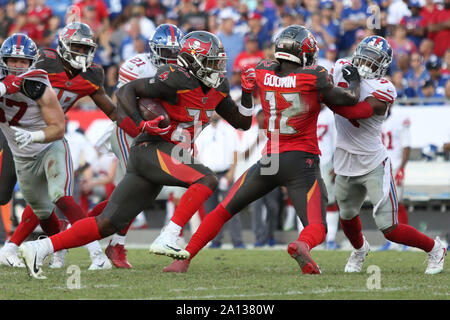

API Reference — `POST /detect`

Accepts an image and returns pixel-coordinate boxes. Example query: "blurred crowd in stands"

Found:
[0,0,448,105]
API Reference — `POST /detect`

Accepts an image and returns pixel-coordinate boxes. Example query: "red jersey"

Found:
[36,48,104,113]
[255,59,332,155]
[136,64,229,148]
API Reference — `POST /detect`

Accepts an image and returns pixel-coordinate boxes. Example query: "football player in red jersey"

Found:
[18,31,255,279]
[1,22,140,270]
[161,25,366,275]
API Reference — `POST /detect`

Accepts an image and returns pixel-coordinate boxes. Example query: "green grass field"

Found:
[0,248,448,300]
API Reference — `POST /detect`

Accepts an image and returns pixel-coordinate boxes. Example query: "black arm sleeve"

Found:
[20,79,46,100]
[215,95,252,130]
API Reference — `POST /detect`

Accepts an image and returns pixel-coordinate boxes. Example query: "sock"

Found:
[397,204,408,225]
[85,240,102,255]
[110,234,126,246]
[50,217,101,252]
[39,211,61,236]
[170,183,213,228]
[2,241,18,252]
[296,216,304,233]
[56,196,87,225]
[9,205,39,246]
[185,204,232,260]
[384,223,435,252]
[326,211,339,242]
[88,200,108,217]
[297,223,326,250]
[340,216,364,250]
[166,220,182,235]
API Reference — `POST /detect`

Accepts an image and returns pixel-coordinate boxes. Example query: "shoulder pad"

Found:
[155,64,192,88]
[256,59,278,70]
[40,48,58,60]
[371,79,397,104]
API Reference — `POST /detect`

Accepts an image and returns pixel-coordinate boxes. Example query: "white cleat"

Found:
[149,227,190,260]
[345,236,370,273]
[176,235,186,249]
[19,241,50,279]
[88,250,112,270]
[0,246,25,268]
[425,237,447,275]
[49,249,68,269]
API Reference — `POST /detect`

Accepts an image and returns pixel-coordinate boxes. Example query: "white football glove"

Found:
[11,126,45,149]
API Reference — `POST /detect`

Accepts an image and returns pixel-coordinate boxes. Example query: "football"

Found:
[137,97,170,128]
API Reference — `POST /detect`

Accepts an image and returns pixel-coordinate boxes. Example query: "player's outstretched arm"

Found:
[215,92,253,130]
[90,85,118,122]
[321,65,361,107]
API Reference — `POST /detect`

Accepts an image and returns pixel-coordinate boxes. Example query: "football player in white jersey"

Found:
[90,24,184,268]
[333,36,446,275]
[379,106,411,251]
[0,33,107,273]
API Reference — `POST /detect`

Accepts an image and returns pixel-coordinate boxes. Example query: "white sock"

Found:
[326,211,339,242]
[2,242,18,252]
[110,234,126,246]
[43,238,55,255]
[85,241,102,255]
[166,220,182,235]
[296,216,304,233]
[284,205,297,229]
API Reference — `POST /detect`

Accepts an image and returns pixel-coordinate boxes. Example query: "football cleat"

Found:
[163,259,190,273]
[425,237,446,275]
[287,241,321,274]
[0,246,25,268]
[88,250,112,271]
[344,236,370,273]
[19,240,50,279]
[49,219,70,269]
[326,241,341,250]
[105,240,132,269]
[149,227,190,260]
[48,249,67,269]
[378,241,392,251]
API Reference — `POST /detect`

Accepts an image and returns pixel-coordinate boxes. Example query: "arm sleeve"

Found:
[316,65,334,92]
[20,79,47,100]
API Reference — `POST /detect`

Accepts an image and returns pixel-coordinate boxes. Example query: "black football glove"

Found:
[342,64,360,83]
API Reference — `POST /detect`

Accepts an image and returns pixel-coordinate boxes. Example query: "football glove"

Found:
[342,64,360,83]
[241,65,256,93]
[0,74,23,96]
[11,127,45,149]
[138,116,170,135]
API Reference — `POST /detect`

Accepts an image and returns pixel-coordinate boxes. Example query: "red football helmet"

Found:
[177,31,227,88]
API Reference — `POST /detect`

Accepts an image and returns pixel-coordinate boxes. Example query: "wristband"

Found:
[31,130,46,143]
[238,104,254,117]
[0,82,6,97]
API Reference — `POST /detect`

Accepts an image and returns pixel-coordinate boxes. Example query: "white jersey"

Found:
[332,58,397,176]
[317,107,336,165]
[0,70,53,157]
[381,111,411,171]
[117,53,157,88]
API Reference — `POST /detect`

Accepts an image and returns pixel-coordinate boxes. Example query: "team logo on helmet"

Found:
[63,28,77,40]
[186,38,211,55]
